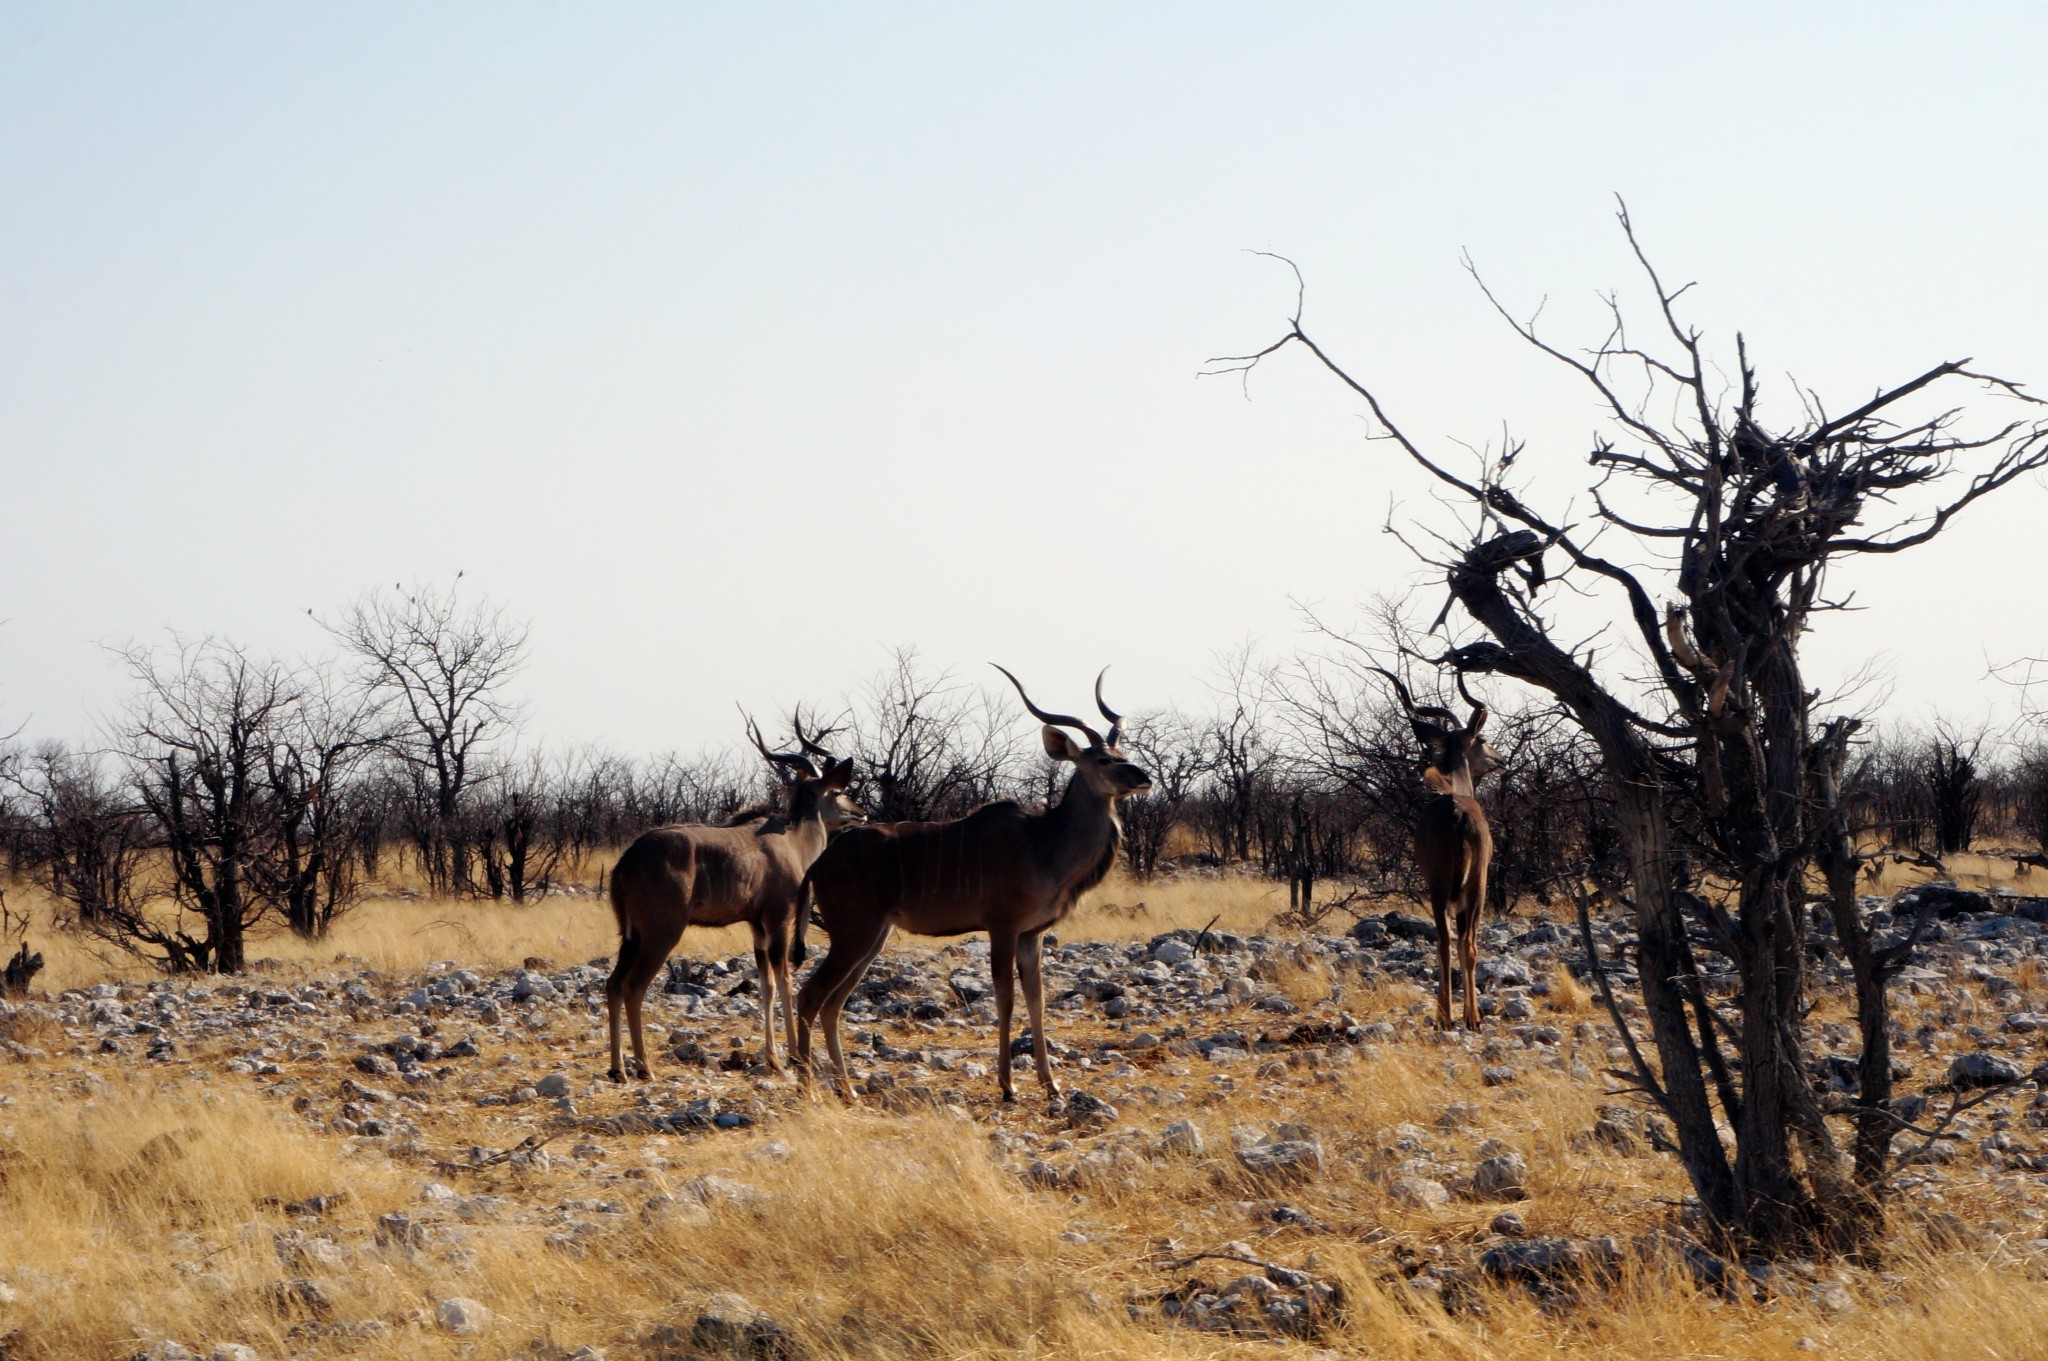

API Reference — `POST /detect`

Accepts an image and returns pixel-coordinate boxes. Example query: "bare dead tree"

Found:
[1200,645,1280,866]
[256,673,387,938]
[3,742,151,929]
[1211,205,2048,1252]
[846,647,1021,823]
[115,639,302,973]
[320,577,529,894]
[630,748,754,831]
[1922,721,1987,856]
[1117,708,1215,878]
[2014,742,2048,865]
[471,749,568,904]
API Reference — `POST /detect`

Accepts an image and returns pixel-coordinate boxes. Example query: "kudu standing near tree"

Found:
[1213,206,2048,1251]
[1376,668,1502,1028]
[603,717,861,1082]
[795,668,1153,1102]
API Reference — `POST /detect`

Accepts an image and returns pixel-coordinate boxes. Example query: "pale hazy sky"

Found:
[5,4,2045,752]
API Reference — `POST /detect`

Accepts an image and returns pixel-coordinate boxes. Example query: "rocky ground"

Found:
[4,880,2048,1360]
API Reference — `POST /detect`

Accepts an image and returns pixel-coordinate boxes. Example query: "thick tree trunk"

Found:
[1614,779,1740,1225]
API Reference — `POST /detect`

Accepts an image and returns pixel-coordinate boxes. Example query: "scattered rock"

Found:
[1389,1176,1450,1210]
[1237,1140,1323,1184]
[535,1072,574,1098]
[512,972,558,1001]
[1808,1280,1855,1317]
[1058,1090,1119,1129]
[652,1292,798,1360]
[1382,911,1438,942]
[682,1175,768,1210]
[1894,883,1991,919]
[434,1298,491,1336]
[1159,1120,1204,1156]
[1473,1151,1528,1200]
[1480,1236,1620,1283]
[1948,1052,2024,1088]
[1478,957,1532,988]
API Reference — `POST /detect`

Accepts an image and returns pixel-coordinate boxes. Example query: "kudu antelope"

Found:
[1377,668,1502,1030]
[794,668,1152,1101]
[603,717,861,1082]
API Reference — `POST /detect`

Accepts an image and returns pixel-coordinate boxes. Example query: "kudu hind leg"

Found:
[1462,857,1488,1030]
[990,934,1019,1102]
[624,924,683,1081]
[751,925,781,1072]
[777,954,801,1061]
[765,915,801,1064]
[804,921,891,1099]
[1017,931,1060,1098]
[1430,892,1455,1030]
[604,933,643,1082]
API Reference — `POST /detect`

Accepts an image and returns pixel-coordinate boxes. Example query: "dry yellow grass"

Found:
[1063,871,1293,941]
[4,860,2047,1360]
[5,995,2045,1361]
[7,883,751,995]
[15,867,1295,993]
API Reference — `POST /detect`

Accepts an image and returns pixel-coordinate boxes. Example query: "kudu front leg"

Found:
[751,927,781,1073]
[777,956,801,1063]
[1431,901,1455,1030]
[990,933,1019,1103]
[1460,909,1482,1031]
[1017,930,1060,1098]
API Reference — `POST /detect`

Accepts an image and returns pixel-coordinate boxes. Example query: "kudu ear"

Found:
[822,757,855,791]
[1465,705,1490,737]
[1041,725,1085,763]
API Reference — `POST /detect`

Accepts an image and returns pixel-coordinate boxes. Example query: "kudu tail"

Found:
[606,860,642,983]
[608,860,632,942]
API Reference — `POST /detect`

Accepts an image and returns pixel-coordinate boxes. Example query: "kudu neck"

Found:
[1046,767,1125,839]
[1428,757,1480,800]
[777,784,834,851]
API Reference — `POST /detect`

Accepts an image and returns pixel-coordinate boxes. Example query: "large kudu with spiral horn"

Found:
[795,667,1152,1101]
[1378,667,1502,1029]
[603,714,861,1081]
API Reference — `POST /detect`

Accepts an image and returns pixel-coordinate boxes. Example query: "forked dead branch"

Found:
[1209,202,2048,1252]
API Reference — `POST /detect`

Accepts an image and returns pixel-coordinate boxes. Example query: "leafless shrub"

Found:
[321,576,528,894]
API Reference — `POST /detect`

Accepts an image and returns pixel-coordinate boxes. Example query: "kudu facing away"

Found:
[604,718,861,1082]
[1377,668,1502,1030]
[795,668,1153,1101]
